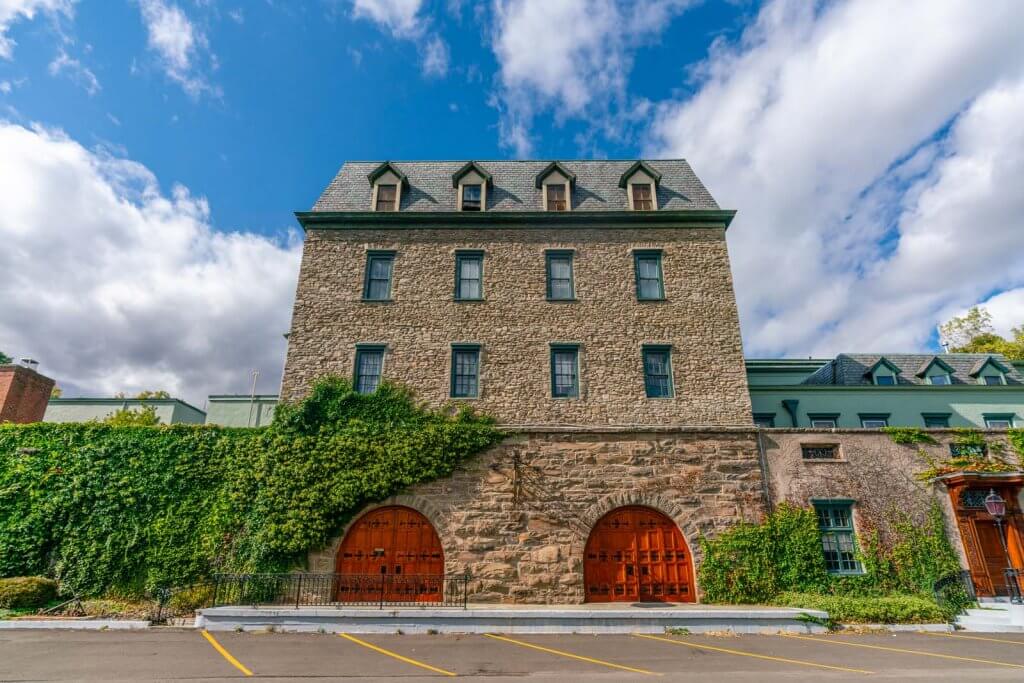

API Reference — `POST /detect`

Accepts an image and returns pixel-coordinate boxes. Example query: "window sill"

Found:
[546,297,577,303]
[449,396,479,401]
[636,298,667,303]
[645,395,675,400]
[802,459,846,464]
[550,396,579,401]
[453,298,486,303]
[361,298,394,303]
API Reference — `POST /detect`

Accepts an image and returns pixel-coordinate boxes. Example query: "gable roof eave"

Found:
[534,161,577,188]
[618,160,663,188]
[969,355,1012,377]
[864,356,902,378]
[914,356,956,378]
[451,161,493,188]
[366,161,408,187]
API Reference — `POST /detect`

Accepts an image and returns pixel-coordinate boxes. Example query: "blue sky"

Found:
[1,0,1023,404]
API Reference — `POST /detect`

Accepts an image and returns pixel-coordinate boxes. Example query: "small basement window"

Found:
[802,445,839,460]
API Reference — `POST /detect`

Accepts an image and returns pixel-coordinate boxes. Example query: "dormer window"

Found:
[452,161,492,212]
[969,356,1010,386]
[619,160,662,211]
[375,184,397,212]
[462,184,482,211]
[535,161,576,211]
[367,162,407,212]
[546,184,568,211]
[864,357,901,386]
[632,184,654,210]
[916,356,954,386]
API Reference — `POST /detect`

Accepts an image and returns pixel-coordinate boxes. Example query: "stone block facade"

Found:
[309,427,765,603]
[0,365,55,424]
[282,226,751,426]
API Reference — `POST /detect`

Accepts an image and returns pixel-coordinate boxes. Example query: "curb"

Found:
[838,622,953,633]
[0,620,150,630]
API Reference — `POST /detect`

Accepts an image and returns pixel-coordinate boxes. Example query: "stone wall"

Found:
[0,365,55,424]
[282,226,752,426]
[758,429,1021,566]
[309,427,765,604]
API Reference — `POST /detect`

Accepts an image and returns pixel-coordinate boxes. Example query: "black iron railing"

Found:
[932,569,976,611]
[207,572,470,609]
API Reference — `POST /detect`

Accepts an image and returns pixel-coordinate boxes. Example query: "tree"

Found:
[50,385,63,399]
[113,390,171,399]
[939,307,1024,360]
[102,405,161,426]
[0,350,11,364]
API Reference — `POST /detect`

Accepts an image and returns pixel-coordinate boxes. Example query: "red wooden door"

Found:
[336,506,444,602]
[976,521,1014,596]
[584,506,694,603]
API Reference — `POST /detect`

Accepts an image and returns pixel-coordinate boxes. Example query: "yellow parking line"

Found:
[635,633,873,674]
[923,631,1024,646]
[484,633,660,676]
[784,633,1024,669]
[339,633,456,677]
[201,630,254,677]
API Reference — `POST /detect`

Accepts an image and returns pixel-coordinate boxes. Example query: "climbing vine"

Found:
[0,377,502,597]
[880,427,936,446]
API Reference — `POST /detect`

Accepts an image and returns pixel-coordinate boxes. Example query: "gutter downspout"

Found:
[756,429,774,513]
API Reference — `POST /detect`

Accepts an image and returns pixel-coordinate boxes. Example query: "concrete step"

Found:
[964,608,1011,618]
[197,605,831,635]
[956,620,1024,633]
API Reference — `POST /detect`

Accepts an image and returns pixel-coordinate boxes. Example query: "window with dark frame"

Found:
[985,416,1014,429]
[802,445,839,460]
[809,416,838,428]
[860,416,889,428]
[929,374,951,385]
[983,375,1003,385]
[814,502,862,574]
[375,184,397,211]
[546,184,568,211]
[450,346,480,398]
[753,414,776,428]
[634,251,665,300]
[550,346,579,398]
[354,347,384,394]
[950,442,986,457]
[923,414,950,428]
[363,252,394,301]
[461,184,482,211]
[632,183,654,210]
[874,374,896,385]
[455,252,483,300]
[546,251,574,300]
[642,346,673,398]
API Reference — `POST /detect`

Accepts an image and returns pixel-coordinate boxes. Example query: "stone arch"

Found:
[579,491,702,599]
[307,494,453,574]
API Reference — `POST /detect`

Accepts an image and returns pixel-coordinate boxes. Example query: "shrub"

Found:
[774,592,947,624]
[0,377,502,597]
[0,576,58,608]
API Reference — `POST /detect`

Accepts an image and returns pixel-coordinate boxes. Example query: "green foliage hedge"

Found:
[0,576,58,608]
[0,377,502,597]
[699,502,968,621]
[774,592,946,624]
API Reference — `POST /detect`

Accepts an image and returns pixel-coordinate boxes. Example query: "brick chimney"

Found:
[0,364,56,424]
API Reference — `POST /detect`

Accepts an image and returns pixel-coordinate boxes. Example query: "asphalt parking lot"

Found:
[2,629,1024,681]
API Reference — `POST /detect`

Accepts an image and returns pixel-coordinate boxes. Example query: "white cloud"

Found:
[490,0,694,156]
[0,0,72,59]
[349,0,450,81]
[137,0,219,98]
[421,34,448,77]
[351,0,423,38]
[976,289,1024,339]
[48,46,99,95]
[0,121,302,405]
[646,0,1024,356]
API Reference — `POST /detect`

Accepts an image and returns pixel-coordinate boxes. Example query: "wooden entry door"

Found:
[975,520,1014,596]
[336,506,444,603]
[949,483,1024,598]
[584,506,694,603]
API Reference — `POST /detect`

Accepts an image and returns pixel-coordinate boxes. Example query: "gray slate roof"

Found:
[802,353,1023,386]
[312,160,720,212]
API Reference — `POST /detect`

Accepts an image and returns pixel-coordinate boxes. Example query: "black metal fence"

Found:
[932,569,976,610]
[209,573,470,609]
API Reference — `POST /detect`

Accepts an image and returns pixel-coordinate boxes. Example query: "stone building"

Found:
[283,160,1024,603]
[0,363,55,424]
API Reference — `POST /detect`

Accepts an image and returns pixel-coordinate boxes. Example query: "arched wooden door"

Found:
[584,506,694,603]
[336,506,444,603]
